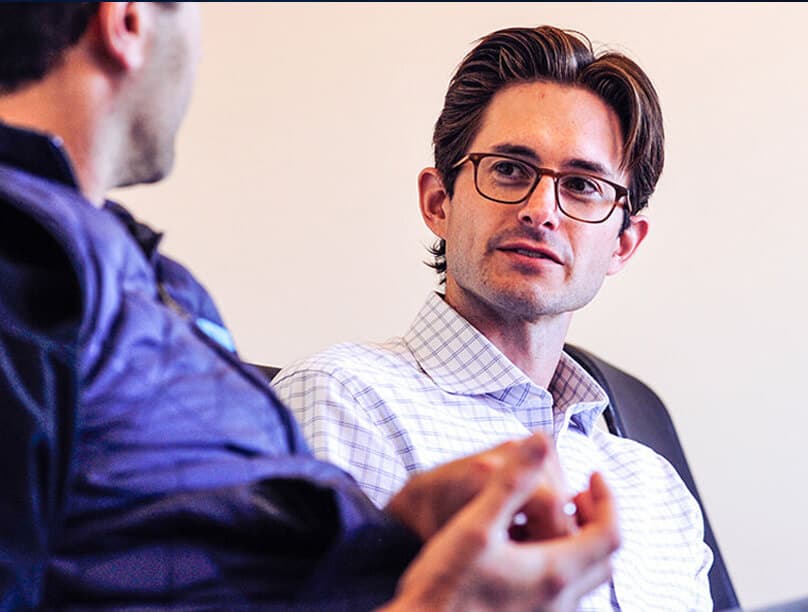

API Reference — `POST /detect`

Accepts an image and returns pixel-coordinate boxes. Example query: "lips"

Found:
[497,241,563,265]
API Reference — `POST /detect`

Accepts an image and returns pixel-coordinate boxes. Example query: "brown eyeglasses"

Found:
[452,152,631,224]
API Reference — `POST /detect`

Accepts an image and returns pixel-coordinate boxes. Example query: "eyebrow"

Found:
[489,143,613,177]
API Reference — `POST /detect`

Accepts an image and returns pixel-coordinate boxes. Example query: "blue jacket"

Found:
[0,122,419,610]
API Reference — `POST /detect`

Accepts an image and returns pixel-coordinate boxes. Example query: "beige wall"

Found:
[116,3,808,607]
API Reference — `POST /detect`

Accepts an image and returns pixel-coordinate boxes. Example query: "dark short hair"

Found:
[427,25,665,281]
[0,3,100,93]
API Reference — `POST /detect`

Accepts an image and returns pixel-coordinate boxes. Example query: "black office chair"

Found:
[255,346,739,610]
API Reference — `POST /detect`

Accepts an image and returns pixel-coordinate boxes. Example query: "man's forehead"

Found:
[470,81,626,179]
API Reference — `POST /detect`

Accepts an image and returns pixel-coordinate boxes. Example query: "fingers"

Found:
[568,473,621,564]
[466,432,552,535]
[387,434,543,537]
[383,436,554,611]
[389,433,578,548]
[523,471,618,598]
[573,486,595,527]
[519,476,619,607]
[388,455,621,612]
[575,473,618,528]
[513,485,576,541]
[590,472,613,508]
[511,440,575,541]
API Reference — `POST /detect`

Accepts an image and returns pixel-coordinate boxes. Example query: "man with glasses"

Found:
[274,25,713,609]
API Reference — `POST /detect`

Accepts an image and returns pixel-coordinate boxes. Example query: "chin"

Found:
[142,165,171,185]
[118,153,175,189]
[490,286,582,320]
[146,150,175,183]
[115,169,166,189]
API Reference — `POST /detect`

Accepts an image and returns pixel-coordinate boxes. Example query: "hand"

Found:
[385,433,574,543]
[379,435,620,612]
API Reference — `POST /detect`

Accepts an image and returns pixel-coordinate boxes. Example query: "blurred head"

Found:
[118,2,202,187]
[0,2,202,189]
[427,26,664,282]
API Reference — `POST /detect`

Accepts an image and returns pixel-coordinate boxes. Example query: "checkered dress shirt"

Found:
[273,292,713,611]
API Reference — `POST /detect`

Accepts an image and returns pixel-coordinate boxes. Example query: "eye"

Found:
[559,174,605,199]
[487,158,534,184]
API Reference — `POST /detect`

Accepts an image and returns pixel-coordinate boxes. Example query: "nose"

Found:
[518,174,561,230]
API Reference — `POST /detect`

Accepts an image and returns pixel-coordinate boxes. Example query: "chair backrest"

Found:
[256,350,739,610]
[256,364,281,382]
[563,344,739,611]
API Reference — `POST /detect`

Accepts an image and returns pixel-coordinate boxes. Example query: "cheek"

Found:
[443,223,470,273]
[570,231,619,278]
[444,205,475,255]
[443,212,490,282]
[448,202,505,250]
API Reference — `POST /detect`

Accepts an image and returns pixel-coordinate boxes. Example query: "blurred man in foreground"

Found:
[0,4,619,609]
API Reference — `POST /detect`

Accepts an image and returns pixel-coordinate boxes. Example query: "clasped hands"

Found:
[381,432,620,612]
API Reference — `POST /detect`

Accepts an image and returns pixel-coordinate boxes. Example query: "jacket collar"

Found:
[0,121,80,189]
[103,201,164,264]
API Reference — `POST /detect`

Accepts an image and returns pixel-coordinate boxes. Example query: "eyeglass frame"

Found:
[451,152,632,224]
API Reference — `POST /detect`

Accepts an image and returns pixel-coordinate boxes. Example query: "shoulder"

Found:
[592,428,678,479]
[591,428,703,516]
[271,338,432,419]
[0,195,82,341]
[273,338,417,390]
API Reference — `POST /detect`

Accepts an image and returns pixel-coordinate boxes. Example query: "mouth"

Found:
[497,243,563,265]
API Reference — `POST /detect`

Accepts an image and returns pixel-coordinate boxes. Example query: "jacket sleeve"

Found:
[0,200,82,608]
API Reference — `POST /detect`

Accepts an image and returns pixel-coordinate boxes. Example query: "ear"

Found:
[418,167,451,239]
[606,214,649,276]
[94,2,148,71]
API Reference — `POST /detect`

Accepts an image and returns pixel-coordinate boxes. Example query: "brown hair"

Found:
[428,26,664,280]
[0,3,99,94]
[0,3,178,94]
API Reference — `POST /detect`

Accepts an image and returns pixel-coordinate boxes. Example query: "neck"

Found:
[442,285,572,388]
[0,56,120,205]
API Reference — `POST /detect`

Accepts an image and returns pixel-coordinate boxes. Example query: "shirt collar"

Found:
[0,121,80,189]
[404,292,609,434]
[404,292,530,395]
[549,350,610,434]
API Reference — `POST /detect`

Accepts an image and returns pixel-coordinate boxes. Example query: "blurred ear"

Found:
[94,2,148,71]
[418,167,450,239]
[606,215,649,275]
